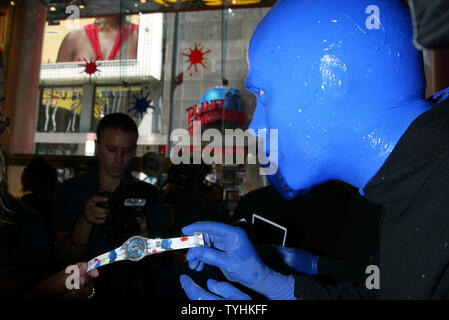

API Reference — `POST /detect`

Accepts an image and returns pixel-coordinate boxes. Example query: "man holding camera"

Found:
[53,113,163,299]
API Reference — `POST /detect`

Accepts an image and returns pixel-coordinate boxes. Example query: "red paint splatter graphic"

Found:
[79,58,101,83]
[182,43,211,76]
[180,237,188,242]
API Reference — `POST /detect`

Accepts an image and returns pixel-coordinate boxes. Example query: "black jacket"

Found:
[231,183,380,285]
[294,98,449,299]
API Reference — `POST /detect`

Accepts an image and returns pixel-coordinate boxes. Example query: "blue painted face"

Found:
[247,0,431,198]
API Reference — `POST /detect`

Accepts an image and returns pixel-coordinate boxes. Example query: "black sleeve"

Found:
[293,274,378,300]
[6,195,50,268]
[256,243,377,285]
[317,256,370,284]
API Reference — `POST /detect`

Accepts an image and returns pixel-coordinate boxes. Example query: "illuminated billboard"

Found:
[42,16,139,64]
[40,13,163,83]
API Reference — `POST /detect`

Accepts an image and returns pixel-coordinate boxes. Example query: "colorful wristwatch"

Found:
[86,232,209,272]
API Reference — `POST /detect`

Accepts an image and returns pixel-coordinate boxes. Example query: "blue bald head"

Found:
[247,0,431,198]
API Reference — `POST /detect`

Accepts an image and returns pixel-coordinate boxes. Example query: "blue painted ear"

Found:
[304,54,350,104]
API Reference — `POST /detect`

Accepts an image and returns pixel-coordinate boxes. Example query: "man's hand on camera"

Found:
[82,195,109,224]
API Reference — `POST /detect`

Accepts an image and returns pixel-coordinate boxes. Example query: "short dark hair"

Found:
[96,113,138,142]
[21,157,58,194]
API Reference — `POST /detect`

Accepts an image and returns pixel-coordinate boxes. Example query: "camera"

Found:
[96,191,113,209]
[96,178,158,245]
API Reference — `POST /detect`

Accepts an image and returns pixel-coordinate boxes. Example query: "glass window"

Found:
[35,143,81,155]
[92,85,146,131]
[37,87,83,133]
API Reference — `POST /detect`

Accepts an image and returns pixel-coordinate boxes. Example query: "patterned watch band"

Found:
[86,232,208,272]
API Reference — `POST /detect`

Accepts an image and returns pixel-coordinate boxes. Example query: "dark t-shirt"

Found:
[21,192,55,257]
[53,169,164,300]
[231,182,381,284]
[0,194,50,298]
[232,182,380,261]
[53,169,164,262]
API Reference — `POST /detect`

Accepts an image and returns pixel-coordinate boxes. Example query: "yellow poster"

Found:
[42,89,82,114]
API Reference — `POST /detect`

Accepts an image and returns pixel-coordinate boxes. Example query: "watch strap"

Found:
[147,233,207,254]
[86,245,126,272]
[86,233,208,272]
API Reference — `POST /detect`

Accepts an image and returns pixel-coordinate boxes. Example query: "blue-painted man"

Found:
[179,0,449,299]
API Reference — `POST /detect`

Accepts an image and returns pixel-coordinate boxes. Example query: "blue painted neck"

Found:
[342,99,432,194]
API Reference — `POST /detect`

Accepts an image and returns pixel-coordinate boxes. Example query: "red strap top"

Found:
[84,21,138,60]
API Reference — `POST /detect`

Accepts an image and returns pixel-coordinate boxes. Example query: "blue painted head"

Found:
[247,0,431,198]
[198,86,242,112]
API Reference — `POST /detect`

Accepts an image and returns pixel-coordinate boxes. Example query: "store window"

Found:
[35,143,80,156]
[36,87,83,133]
[29,4,269,197]
[92,85,144,130]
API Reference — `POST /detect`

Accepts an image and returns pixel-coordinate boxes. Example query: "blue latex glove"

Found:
[275,245,319,275]
[181,222,296,300]
[180,275,251,300]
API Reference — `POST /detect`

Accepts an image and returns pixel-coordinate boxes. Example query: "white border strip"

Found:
[251,213,287,247]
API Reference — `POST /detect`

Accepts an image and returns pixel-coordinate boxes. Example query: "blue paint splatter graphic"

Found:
[128,91,154,118]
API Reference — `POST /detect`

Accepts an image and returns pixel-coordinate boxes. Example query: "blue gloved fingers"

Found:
[180,274,223,300]
[188,259,204,272]
[274,245,319,275]
[274,245,294,254]
[183,222,281,298]
[275,245,302,272]
[196,261,204,271]
[275,245,301,265]
[186,247,230,271]
[182,222,242,251]
[188,259,200,270]
[207,279,252,300]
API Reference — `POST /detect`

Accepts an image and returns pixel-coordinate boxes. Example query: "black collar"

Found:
[363,98,449,214]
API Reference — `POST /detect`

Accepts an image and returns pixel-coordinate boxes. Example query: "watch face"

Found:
[125,236,147,261]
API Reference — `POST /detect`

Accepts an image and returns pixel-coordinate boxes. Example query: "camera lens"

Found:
[96,191,112,209]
